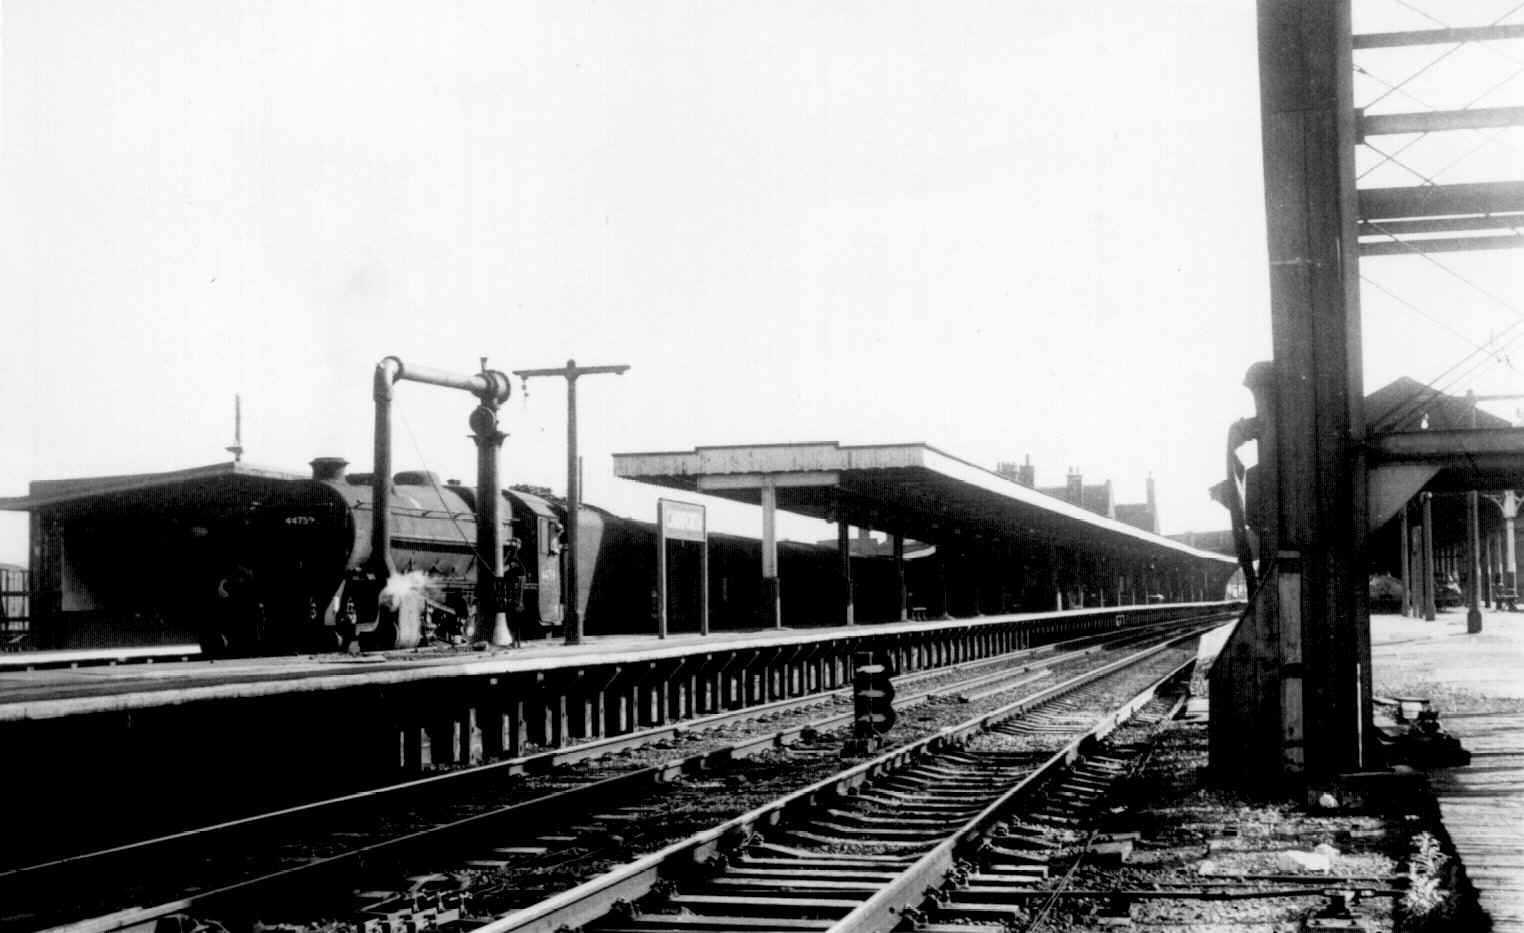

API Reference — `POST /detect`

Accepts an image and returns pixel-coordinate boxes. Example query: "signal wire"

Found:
[1362,220,1524,432]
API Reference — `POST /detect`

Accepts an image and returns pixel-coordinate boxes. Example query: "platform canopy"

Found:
[612,442,1234,568]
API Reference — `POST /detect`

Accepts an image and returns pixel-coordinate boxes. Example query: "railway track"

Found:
[4,613,1232,933]
[2,621,1175,868]
[484,628,1206,933]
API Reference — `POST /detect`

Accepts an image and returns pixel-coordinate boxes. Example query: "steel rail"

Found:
[17,621,1228,933]
[9,612,1178,885]
[477,616,1229,933]
[824,628,1206,933]
[2,629,1085,885]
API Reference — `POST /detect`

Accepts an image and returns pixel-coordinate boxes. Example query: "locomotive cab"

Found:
[504,487,565,634]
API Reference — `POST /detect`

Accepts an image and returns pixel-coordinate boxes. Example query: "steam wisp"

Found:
[380,570,438,610]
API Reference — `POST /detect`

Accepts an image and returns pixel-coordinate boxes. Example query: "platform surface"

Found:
[0,602,1226,722]
[1372,610,1524,933]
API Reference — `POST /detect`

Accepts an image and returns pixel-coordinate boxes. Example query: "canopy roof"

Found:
[0,461,302,513]
[613,442,1234,568]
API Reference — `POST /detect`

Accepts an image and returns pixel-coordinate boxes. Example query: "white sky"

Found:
[1,1,1520,566]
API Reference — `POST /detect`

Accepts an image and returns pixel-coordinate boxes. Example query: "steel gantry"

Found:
[1212,0,1524,796]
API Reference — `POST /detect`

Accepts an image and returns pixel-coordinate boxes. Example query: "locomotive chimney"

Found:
[309,457,349,482]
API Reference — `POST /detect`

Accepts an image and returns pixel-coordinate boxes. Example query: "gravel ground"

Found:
[1017,720,1413,932]
[995,617,1496,933]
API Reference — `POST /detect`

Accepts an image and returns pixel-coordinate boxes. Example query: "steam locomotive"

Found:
[18,456,852,654]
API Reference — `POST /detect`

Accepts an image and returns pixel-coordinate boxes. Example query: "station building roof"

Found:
[612,442,1235,568]
[0,461,304,514]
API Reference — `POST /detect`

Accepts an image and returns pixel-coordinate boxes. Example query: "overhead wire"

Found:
[1355,1,1524,181]
[1363,222,1524,431]
[1365,313,1524,432]
[1355,1,1524,431]
[1360,272,1511,358]
[1355,67,1524,185]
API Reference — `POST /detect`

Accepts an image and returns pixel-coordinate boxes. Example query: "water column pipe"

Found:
[372,356,513,646]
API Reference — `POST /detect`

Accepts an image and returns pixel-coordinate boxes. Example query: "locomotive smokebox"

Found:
[310,457,349,482]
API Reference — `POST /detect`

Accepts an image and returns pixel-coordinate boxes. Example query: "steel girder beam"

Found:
[1357,215,1524,237]
[1358,182,1524,256]
[1359,105,1524,136]
[1361,234,1524,256]
[1353,23,1524,48]
[1359,181,1524,219]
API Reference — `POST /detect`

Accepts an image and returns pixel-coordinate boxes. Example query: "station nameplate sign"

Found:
[660,499,707,543]
[657,498,708,638]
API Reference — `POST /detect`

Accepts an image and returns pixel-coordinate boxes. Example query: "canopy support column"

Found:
[893,533,908,622]
[761,478,780,629]
[838,519,854,626]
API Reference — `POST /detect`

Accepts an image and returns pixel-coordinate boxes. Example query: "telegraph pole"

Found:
[514,360,630,645]
[226,394,244,462]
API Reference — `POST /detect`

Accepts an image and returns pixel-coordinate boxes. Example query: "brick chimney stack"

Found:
[1146,474,1159,533]
[1065,468,1083,505]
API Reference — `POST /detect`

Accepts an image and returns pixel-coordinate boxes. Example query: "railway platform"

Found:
[1371,609,1524,932]
[0,602,1237,865]
[0,604,1224,722]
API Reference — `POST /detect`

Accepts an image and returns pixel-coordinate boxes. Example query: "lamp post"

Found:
[513,360,630,646]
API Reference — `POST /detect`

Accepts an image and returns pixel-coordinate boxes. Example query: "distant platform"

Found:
[0,644,201,670]
[1371,609,1524,932]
